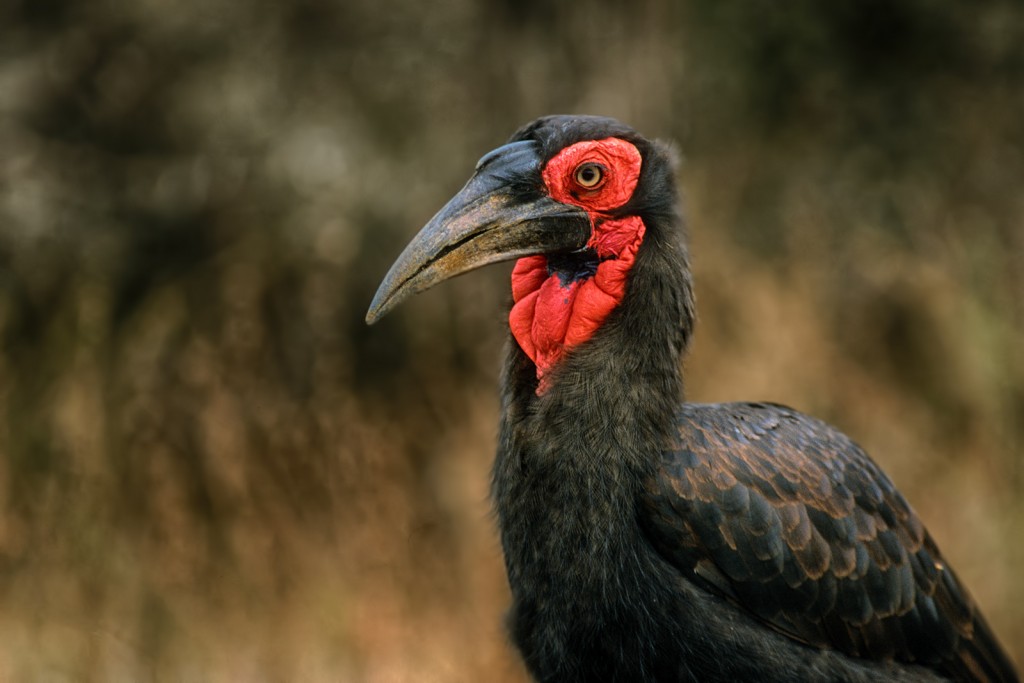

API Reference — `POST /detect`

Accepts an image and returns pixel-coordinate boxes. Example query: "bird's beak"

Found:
[366,140,591,324]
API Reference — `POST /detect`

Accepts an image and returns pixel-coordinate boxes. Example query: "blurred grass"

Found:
[0,0,1022,680]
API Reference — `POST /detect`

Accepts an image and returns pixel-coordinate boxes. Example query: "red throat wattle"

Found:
[509,138,645,393]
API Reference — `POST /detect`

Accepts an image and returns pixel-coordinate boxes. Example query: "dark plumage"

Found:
[368,116,1018,682]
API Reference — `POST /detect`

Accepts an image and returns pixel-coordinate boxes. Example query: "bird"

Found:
[366,115,1019,682]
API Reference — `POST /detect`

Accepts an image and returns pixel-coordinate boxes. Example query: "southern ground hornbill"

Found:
[366,116,1018,682]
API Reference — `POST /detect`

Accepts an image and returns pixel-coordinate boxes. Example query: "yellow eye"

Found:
[574,162,605,189]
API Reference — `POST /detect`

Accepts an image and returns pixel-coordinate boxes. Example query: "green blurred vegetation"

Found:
[0,0,1021,679]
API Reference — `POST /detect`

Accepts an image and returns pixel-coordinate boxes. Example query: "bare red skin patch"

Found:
[509,138,645,393]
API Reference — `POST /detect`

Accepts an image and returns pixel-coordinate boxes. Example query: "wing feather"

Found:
[641,402,1018,683]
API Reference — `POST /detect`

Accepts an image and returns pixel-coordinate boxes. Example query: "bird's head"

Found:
[367,115,683,391]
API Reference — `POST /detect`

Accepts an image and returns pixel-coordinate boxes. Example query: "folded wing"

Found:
[641,402,1017,683]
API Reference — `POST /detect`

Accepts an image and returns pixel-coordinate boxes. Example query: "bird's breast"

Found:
[493,425,670,630]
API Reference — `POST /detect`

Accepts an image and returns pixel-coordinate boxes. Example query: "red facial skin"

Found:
[509,138,645,393]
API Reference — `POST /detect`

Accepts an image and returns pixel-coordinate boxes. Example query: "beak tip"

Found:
[366,275,411,324]
[365,291,390,325]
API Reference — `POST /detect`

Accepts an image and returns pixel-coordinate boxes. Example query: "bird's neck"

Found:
[500,214,695,474]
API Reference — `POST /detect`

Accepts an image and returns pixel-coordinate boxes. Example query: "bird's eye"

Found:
[573,162,605,189]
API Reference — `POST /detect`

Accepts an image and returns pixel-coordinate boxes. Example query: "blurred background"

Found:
[1,0,1022,680]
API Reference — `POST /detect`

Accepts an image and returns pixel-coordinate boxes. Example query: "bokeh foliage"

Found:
[0,0,1021,679]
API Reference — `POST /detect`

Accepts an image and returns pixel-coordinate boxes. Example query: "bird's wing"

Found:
[640,402,1018,683]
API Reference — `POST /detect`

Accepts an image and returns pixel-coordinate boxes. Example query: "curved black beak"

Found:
[366,140,591,324]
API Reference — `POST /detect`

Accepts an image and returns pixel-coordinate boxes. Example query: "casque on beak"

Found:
[366,140,591,324]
